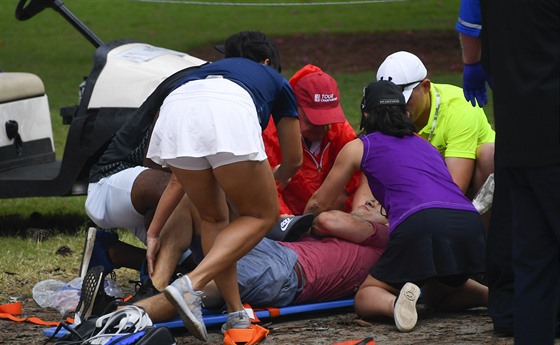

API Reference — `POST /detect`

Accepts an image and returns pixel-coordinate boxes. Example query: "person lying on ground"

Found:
[304,80,488,333]
[77,193,389,333]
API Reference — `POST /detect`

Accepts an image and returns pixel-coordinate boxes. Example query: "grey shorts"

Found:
[237,238,300,308]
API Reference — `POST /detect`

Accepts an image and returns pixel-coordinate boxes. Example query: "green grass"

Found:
[0,1,498,320]
[2,0,461,143]
[0,228,144,303]
[0,0,464,220]
[0,0,473,303]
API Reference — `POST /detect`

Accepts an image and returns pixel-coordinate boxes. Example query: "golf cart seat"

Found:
[0,72,55,173]
[0,72,45,103]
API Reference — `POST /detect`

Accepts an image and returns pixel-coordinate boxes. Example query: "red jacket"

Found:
[263,117,362,215]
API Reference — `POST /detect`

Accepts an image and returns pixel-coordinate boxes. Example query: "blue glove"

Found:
[462,62,490,107]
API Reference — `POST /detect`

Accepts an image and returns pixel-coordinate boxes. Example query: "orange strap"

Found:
[246,304,280,318]
[0,301,21,314]
[242,304,261,322]
[223,324,269,345]
[0,302,73,327]
[265,307,280,317]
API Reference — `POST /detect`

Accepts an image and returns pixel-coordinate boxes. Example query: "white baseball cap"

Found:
[376,51,427,103]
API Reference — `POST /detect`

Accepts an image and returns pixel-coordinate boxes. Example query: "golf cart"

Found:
[0,0,206,199]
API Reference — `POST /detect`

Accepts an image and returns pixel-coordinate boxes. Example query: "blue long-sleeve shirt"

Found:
[456,0,482,37]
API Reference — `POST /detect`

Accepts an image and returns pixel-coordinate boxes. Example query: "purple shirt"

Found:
[360,132,476,233]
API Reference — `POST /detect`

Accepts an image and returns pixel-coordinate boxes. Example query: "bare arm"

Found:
[445,156,475,194]
[274,116,303,189]
[312,209,379,243]
[146,173,185,239]
[304,139,363,216]
[352,174,374,210]
[459,33,482,64]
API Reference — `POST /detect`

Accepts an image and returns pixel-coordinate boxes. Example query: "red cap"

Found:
[290,65,345,126]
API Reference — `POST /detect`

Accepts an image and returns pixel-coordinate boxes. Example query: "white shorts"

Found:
[85,166,148,244]
[146,77,267,170]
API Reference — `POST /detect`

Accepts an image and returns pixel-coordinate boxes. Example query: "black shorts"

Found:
[371,208,486,289]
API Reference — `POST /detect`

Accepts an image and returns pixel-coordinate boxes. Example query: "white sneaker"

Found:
[394,282,420,332]
[164,275,208,341]
[221,310,251,334]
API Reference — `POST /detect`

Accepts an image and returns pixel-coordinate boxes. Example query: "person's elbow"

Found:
[289,155,303,173]
[283,151,303,176]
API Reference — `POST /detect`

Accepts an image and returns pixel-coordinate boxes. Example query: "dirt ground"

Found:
[1,296,513,345]
[189,30,464,75]
[0,31,514,345]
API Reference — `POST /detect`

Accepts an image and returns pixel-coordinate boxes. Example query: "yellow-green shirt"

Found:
[417,83,495,159]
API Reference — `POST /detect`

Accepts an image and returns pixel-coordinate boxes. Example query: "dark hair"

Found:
[223,31,282,72]
[359,105,416,137]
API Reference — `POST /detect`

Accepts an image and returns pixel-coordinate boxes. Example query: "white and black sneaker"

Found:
[75,265,116,321]
[394,282,420,332]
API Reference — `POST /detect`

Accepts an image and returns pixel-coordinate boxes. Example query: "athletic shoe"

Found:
[79,227,118,278]
[75,265,116,320]
[127,278,159,304]
[394,282,420,332]
[80,306,156,344]
[164,274,207,341]
[221,310,251,334]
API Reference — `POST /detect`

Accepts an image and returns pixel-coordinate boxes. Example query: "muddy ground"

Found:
[1,298,513,344]
[0,31,516,345]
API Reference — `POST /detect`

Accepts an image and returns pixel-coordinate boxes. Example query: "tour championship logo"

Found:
[314,93,337,104]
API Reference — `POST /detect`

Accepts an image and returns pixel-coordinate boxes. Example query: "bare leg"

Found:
[134,293,177,323]
[201,281,225,309]
[172,160,279,314]
[421,278,488,311]
[354,275,399,318]
[151,194,196,290]
[131,280,224,323]
[355,275,421,332]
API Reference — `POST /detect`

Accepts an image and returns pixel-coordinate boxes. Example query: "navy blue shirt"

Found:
[173,57,299,130]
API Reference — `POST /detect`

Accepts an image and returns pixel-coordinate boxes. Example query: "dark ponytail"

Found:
[359,105,416,137]
[224,31,282,72]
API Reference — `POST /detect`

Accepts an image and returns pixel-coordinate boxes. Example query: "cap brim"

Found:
[214,44,225,54]
[302,105,346,125]
[401,81,420,103]
[266,214,315,242]
[402,88,413,103]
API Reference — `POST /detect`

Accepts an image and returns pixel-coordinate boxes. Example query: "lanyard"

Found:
[427,89,441,142]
